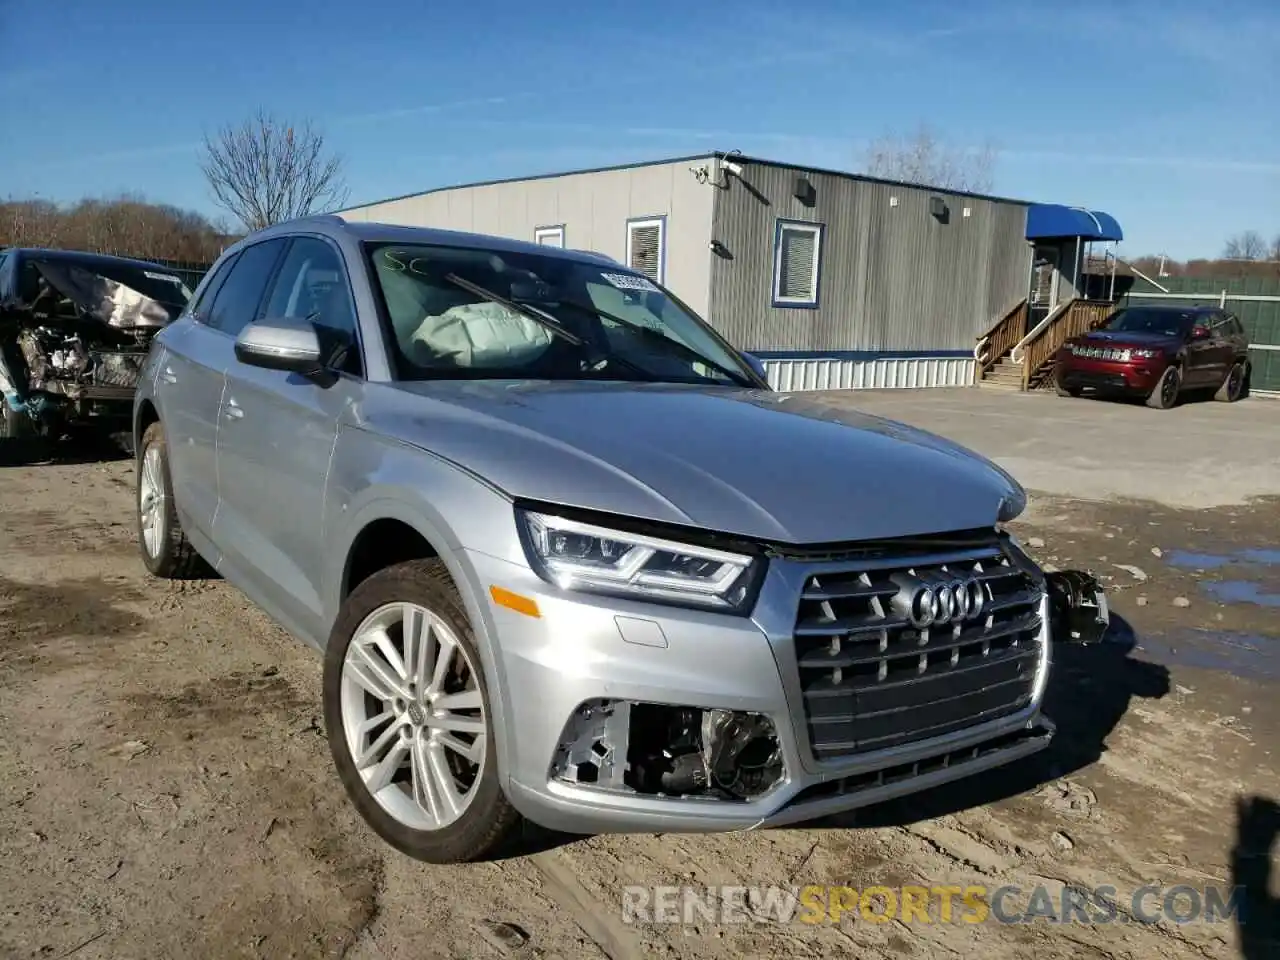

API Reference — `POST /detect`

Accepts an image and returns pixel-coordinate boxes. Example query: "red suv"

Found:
[1054,305,1251,409]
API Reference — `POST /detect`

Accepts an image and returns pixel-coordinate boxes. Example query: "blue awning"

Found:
[1025,204,1123,242]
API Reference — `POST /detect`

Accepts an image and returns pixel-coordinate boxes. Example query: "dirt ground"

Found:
[1,449,1278,960]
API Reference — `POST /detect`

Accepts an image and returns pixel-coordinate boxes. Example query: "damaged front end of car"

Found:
[1045,568,1111,645]
[0,251,189,438]
[552,699,787,802]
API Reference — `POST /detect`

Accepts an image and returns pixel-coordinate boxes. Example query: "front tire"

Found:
[1146,365,1181,410]
[0,401,34,440]
[1214,361,1246,403]
[136,422,204,577]
[323,559,521,863]
[1055,381,1080,398]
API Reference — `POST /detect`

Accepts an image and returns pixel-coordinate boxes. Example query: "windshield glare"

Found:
[367,242,751,384]
[1102,307,1195,337]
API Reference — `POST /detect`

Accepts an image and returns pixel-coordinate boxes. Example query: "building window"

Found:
[534,225,565,247]
[626,215,666,283]
[772,219,823,308]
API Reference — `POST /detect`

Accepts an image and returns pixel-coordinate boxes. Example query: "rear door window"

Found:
[207,240,288,338]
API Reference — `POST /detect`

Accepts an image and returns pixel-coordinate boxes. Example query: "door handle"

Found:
[160,366,178,385]
[224,397,244,421]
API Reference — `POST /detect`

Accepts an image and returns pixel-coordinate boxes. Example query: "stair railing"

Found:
[973,299,1028,382]
[1016,299,1114,389]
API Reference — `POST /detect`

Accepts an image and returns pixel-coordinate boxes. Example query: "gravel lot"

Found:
[2,397,1278,959]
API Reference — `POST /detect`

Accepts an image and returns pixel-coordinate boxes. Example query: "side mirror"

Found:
[1190,325,1211,341]
[234,316,324,374]
[741,351,768,382]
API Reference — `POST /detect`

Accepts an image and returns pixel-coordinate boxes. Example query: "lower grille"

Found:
[791,533,1044,760]
[1063,371,1130,390]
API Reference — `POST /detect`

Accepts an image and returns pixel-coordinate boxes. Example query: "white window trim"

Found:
[626,215,666,284]
[534,224,565,247]
[772,219,824,308]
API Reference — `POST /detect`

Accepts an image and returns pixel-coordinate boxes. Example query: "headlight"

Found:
[516,509,763,612]
[1130,348,1160,360]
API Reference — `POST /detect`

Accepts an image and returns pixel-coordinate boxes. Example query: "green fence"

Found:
[1122,275,1280,393]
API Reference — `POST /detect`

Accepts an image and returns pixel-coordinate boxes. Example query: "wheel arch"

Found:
[134,398,160,453]
[330,496,516,786]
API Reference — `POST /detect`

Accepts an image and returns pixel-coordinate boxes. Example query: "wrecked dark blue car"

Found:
[0,248,191,445]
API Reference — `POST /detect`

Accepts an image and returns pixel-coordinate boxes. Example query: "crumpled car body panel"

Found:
[27,260,174,329]
[0,247,191,429]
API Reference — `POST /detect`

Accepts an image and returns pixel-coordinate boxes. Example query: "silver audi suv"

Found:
[133,216,1054,863]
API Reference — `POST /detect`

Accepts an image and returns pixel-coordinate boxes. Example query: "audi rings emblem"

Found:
[895,575,986,628]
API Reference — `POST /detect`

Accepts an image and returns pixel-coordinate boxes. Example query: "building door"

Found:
[1026,245,1060,335]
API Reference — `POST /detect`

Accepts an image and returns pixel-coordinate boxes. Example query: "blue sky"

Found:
[1,0,1276,259]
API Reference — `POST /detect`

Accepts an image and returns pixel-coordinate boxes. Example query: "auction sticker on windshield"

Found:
[601,272,660,293]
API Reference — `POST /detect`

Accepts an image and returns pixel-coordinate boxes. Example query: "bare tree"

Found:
[200,110,349,231]
[1271,234,1280,261]
[1223,230,1268,260]
[863,124,997,193]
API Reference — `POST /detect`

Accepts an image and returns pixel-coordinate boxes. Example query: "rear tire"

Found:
[1146,365,1181,410]
[1214,362,1246,403]
[324,559,522,863]
[136,422,205,578]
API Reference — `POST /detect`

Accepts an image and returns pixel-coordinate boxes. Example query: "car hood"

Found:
[367,381,1025,544]
[1073,329,1181,349]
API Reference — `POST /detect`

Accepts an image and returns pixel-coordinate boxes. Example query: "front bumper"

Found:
[463,545,1054,835]
[1056,355,1164,393]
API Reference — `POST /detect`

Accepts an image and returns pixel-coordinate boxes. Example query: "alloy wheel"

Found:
[1228,365,1243,399]
[339,602,485,831]
[138,444,167,559]
[1161,369,1178,407]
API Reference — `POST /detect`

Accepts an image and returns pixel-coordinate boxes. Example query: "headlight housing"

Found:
[516,509,763,612]
[1130,347,1161,360]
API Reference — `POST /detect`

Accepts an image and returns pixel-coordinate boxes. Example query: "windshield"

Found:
[366,242,753,384]
[1102,307,1196,338]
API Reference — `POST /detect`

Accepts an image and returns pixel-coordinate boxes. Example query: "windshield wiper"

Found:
[443,273,584,346]
[542,297,754,387]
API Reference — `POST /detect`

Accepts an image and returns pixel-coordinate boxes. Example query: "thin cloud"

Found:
[333,94,525,126]
[38,140,202,170]
[1000,148,1280,175]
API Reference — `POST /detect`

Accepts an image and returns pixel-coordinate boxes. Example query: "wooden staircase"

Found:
[978,357,1025,390]
[974,297,1113,391]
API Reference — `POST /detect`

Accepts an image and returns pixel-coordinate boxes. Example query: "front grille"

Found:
[792,536,1044,761]
[1071,344,1129,361]
[92,352,145,389]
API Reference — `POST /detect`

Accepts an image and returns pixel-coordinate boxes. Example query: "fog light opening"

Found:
[551,700,785,801]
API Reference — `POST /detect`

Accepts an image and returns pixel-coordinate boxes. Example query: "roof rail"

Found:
[571,248,620,264]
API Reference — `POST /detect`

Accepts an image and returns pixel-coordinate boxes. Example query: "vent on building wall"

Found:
[626,216,666,282]
[772,219,823,308]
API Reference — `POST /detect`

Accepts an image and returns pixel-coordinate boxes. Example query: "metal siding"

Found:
[340,161,716,317]
[1123,276,1280,392]
[763,356,976,391]
[710,162,1031,353]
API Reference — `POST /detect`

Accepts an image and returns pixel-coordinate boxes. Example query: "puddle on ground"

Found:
[1165,548,1280,570]
[1202,581,1280,608]
[1162,547,1280,608]
[1137,629,1277,682]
